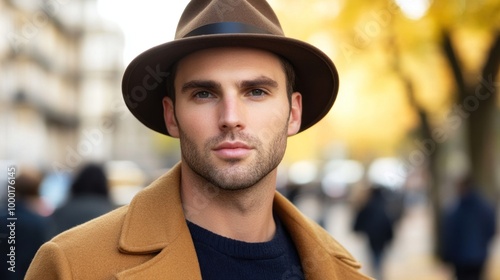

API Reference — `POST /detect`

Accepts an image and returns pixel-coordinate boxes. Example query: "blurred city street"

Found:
[2,0,499,278]
[321,201,500,280]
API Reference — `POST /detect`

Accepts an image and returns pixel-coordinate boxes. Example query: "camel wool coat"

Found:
[26,163,372,280]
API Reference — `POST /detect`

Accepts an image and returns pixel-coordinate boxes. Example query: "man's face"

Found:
[163,47,302,190]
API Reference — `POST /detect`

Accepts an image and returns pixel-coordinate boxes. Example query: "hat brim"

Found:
[122,33,339,136]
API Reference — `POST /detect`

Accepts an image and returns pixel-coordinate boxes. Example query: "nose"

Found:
[218,95,245,132]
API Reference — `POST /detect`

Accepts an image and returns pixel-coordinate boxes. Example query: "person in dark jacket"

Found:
[441,175,496,280]
[0,168,54,280]
[353,185,395,279]
[51,163,116,234]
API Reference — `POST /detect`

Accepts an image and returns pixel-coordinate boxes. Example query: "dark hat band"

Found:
[185,22,272,37]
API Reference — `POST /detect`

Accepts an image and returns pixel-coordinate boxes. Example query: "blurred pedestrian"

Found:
[441,175,496,280]
[0,167,54,280]
[353,185,395,279]
[51,163,116,234]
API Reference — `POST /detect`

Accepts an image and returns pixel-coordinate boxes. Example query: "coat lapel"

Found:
[274,193,371,280]
[115,164,202,279]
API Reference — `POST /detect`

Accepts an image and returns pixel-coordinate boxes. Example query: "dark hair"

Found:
[280,56,296,104]
[15,170,43,198]
[71,163,109,197]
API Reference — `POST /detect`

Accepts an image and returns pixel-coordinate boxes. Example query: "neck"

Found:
[180,162,277,243]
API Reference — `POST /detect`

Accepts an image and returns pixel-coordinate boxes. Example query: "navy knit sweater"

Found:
[187,218,305,280]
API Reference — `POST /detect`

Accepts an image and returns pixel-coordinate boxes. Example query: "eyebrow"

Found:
[180,76,279,94]
[181,80,221,93]
[240,76,279,89]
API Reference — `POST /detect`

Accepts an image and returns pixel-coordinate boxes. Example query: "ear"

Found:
[287,92,302,136]
[162,96,180,138]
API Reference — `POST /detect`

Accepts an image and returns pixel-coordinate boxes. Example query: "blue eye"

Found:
[195,91,212,98]
[250,89,265,96]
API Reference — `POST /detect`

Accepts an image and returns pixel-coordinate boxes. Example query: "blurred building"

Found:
[1,0,124,170]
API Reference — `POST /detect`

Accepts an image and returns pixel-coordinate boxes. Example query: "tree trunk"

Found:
[467,33,500,201]
[389,35,443,258]
[442,31,499,201]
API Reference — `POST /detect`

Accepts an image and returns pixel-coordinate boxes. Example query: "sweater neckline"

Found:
[186,217,288,260]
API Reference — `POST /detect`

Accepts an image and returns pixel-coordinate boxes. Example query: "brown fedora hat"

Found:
[122,0,339,136]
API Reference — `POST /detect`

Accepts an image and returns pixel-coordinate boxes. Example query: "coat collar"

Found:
[116,163,368,279]
[273,194,366,279]
[116,163,203,279]
[118,163,186,253]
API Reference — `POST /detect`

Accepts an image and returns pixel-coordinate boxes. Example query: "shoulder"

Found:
[51,205,128,251]
[25,206,133,279]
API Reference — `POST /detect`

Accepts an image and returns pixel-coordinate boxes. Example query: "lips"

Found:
[213,142,253,159]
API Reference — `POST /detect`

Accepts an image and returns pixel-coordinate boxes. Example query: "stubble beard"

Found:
[179,125,288,191]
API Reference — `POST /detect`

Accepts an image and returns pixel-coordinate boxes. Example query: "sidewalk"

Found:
[322,202,500,280]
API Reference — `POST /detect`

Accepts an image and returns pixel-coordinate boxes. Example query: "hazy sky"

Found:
[97,0,190,64]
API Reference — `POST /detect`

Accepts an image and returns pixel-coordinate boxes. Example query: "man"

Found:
[1,169,53,279]
[27,1,372,279]
[353,185,395,279]
[441,175,496,280]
